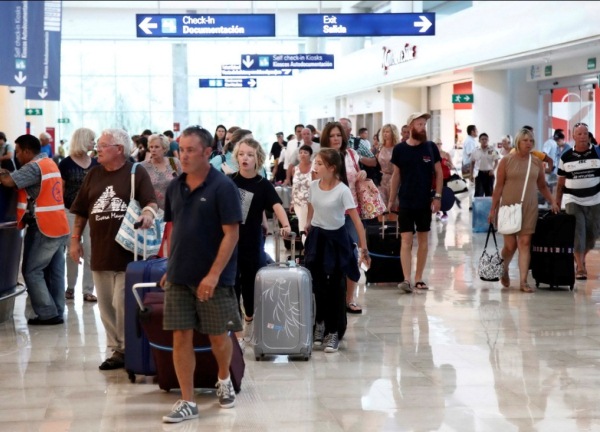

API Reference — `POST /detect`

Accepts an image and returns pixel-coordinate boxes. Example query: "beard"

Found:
[411,128,427,142]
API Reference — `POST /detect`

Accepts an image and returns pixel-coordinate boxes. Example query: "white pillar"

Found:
[473,70,510,143]
[0,86,26,141]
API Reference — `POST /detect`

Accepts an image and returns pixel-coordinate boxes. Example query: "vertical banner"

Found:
[26,1,62,101]
[0,1,45,87]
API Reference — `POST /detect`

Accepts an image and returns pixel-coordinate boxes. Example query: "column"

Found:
[172,43,189,131]
[0,86,26,141]
[472,71,511,142]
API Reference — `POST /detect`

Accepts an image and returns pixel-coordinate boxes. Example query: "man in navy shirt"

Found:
[160,125,243,424]
[388,112,443,294]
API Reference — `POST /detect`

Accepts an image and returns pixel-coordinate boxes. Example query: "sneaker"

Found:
[243,319,254,344]
[398,280,413,293]
[313,321,325,346]
[324,332,339,353]
[99,351,125,370]
[216,379,236,408]
[162,400,199,423]
[440,214,449,222]
[435,212,442,220]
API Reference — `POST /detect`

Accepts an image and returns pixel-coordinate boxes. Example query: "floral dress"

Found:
[377,145,395,205]
[141,158,182,209]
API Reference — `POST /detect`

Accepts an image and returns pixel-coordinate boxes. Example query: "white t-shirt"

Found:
[281,139,300,169]
[462,135,477,166]
[288,142,320,166]
[308,180,356,230]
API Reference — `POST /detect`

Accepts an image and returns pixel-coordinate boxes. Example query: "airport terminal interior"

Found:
[2,1,600,431]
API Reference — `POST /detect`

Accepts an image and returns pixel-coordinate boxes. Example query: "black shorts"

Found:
[398,207,432,233]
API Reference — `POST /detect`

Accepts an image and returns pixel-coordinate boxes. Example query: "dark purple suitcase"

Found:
[135,289,245,393]
[124,257,167,382]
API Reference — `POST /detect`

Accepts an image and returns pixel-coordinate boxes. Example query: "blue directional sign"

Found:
[199,78,258,89]
[136,14,275,38]
[240,54,334,71]
[27,1,62,101]
[0,1,45,87]
[221,64,292,77]
[298,13,435,37]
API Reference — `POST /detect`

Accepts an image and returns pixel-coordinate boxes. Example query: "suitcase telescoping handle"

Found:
[274,229,297,266]
[380,211,399,239]
[132,282,158,311]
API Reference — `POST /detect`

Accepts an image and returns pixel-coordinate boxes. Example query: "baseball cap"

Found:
[406,112,431,125]
[276,132,283,136]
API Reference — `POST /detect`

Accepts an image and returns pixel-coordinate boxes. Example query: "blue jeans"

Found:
[22,225,67,320]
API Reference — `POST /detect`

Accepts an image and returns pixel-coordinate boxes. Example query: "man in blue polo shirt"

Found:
[160,125,243,424]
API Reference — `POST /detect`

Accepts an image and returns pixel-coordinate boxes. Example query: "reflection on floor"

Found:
[2,205,600,432]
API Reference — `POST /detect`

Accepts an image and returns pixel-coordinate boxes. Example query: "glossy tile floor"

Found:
[2,204,600,432]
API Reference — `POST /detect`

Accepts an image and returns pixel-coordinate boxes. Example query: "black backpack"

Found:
[352,137,382,186]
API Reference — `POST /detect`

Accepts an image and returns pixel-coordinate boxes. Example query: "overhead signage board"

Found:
[298,13,435,37]
[240,54,334,71]
[199,78,258,88]
[136,14,275,38]
[221,64,292,77]
[26,1,62,101]
[0,1,45,87]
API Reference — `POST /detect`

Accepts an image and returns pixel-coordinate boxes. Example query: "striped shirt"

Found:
[557,145,600,206]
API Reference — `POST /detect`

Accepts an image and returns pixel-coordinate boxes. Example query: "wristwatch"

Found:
[434,192,442,200]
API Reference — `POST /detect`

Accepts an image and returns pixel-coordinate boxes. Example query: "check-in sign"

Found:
[240,54,334,70]
[136,14,275,38]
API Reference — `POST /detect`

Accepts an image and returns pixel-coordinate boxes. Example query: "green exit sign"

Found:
[58,118,70,124]
[452,94,474,103]
[25,108,43,116]
[588,57,597,70]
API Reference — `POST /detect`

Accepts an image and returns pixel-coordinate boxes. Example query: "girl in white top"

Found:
[305,148,369,353]
[290,144,315,244]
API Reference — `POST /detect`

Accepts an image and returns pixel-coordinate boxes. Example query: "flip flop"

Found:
[346,302,363,314]
[415,281,429,290]
[576,272,587,280]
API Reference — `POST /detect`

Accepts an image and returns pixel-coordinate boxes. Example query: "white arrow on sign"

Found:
[139,17,158,35]
[282,70,292,75]
[413,15,432,33]
[242,55,254,69]
[247,79,257,88]
[38,88,48,99]
[14,71,27,84]
[463,95,471,102]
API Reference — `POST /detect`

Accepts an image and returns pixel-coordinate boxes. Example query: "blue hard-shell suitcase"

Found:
[124,256,167,382]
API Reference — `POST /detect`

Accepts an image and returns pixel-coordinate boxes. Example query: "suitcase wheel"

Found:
[304,355,310,361]
[127,370,136,383]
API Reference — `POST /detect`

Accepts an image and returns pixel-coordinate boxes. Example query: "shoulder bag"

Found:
[478,223,504,281]
[497,155,531,235]
[115,163,165,259]
[349,150,386,219]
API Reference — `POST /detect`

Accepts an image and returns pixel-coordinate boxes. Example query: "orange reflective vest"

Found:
[16,158,70,238]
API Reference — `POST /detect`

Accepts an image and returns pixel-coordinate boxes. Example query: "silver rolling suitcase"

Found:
[253,231,314,361]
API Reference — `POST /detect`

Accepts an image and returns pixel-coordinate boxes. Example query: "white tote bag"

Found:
[497,155,531,235]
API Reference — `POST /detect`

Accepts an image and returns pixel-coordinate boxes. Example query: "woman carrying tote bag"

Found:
[487,128,558,293]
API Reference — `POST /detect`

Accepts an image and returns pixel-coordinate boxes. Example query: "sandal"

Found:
[520,283,535,293]
[346,302,362,314]
[65,289,74,300]
[414,281,429,290]
[83,293,97,302]
[501,270,510,288]
[576,270,587,280]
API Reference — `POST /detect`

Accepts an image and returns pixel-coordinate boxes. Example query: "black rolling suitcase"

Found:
[365,214,403,284]
[530,210,575,290]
